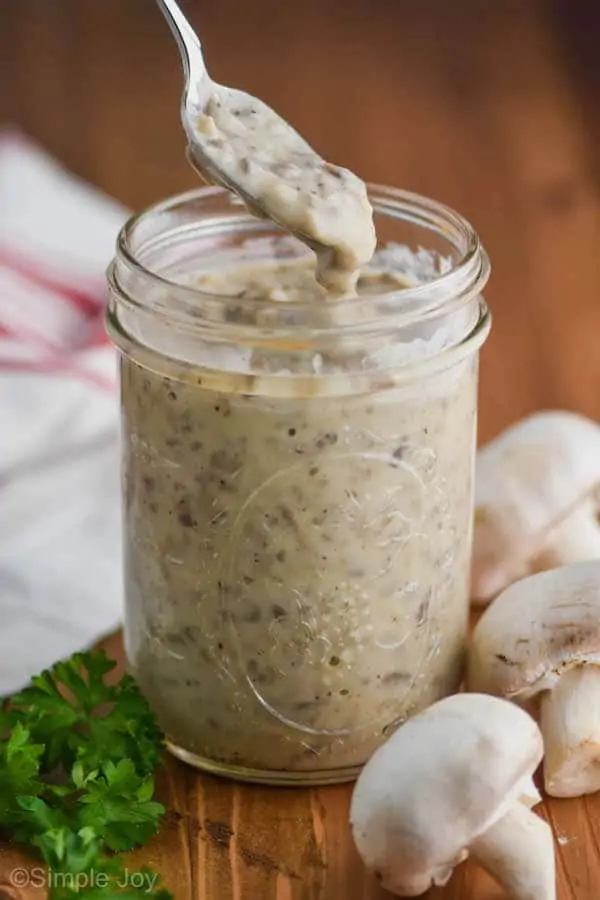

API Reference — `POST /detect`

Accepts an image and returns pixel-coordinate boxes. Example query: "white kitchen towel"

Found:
[0,131,130,695]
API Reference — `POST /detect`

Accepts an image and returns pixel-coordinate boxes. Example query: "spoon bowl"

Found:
[155,0,377,295]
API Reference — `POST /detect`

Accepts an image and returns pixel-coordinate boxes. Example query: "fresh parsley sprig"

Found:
[4,651,162,775]
[0,650,172,898]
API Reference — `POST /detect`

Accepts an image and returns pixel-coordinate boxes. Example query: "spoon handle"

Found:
[155,0,208,106]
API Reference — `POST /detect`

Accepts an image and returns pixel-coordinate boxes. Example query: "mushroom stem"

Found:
[470,801,555,900]
[540,664,600,797]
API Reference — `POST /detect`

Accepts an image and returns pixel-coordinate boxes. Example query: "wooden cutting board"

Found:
[3,0,600,897]
[0,631,596,900]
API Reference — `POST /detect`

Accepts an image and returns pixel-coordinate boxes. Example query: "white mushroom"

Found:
[469,560,600,798]
[350,693,554,899]
[472,411,600,605]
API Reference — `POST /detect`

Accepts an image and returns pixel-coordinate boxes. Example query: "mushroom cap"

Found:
[469,560,600,700]
[350,693,543,896]
[473,411,600,601]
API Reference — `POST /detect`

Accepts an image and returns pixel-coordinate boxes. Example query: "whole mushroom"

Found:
[473,410,600,605]
[469,560,600,798]
[350,693,555,899]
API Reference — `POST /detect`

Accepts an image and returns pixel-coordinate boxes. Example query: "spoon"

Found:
[155,0,376,294]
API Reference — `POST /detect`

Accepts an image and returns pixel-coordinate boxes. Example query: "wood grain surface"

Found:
[1,0,600,897]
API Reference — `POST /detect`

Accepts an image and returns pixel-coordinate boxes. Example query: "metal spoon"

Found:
[156,0,319,215]
[155,0,376,293]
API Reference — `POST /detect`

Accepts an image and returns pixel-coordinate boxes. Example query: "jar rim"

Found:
[109,184,490,333]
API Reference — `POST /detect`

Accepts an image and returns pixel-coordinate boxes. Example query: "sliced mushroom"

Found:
[350,693,555,899]
[473,411,600,605]
[469,560,600,798]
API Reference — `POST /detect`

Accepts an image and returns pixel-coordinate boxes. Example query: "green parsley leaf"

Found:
[77,759,165,852]
[34,825,102,873]
[0,650,171,899]
[6,651,162,776]
[0,722,44,826]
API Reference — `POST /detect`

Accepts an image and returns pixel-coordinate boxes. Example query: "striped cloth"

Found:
[0,133,128,694]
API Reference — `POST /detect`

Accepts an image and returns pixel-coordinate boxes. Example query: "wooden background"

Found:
[1,0,600,897]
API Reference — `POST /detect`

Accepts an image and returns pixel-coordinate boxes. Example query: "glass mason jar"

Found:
[106,185,491,785]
